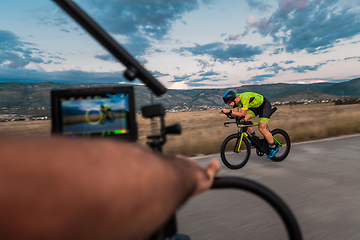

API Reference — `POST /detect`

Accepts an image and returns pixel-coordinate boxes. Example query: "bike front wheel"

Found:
[270,129,291,162]
[220,133,251,169]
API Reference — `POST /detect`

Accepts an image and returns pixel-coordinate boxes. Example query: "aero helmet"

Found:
[223,90,236,104]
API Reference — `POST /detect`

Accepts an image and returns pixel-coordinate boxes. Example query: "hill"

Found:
[0,78,359,114]
[231,82,335,100]
[271,88,340,102]
[322,77,360,97]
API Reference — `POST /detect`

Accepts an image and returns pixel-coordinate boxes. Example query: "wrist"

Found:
[165,156,198,203]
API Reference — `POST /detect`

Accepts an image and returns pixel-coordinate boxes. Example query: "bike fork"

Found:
[234,132,246,153]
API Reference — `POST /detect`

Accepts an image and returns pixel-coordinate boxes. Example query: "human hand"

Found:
[219,109,230,114]
[192,159,221,195]
[174,155,220,196]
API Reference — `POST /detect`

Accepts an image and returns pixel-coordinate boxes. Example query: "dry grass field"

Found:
[1,103,359,156]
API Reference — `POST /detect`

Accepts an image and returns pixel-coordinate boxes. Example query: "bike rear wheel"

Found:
[220,133,251,169]
[270,129,291,162]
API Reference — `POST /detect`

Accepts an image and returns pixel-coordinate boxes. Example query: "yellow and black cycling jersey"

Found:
[235,92,264,110]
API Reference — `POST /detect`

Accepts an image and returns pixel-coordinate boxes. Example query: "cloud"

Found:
[243,0,360,53]
[122,33,152,57]
[248,60,326,73]
[176,42,263,62]
[248,62,284,73]
[241,15,269,37]
[198,71,220,76]
[0,30,44,69]
[189,77,211,83]
[344,56,360,61]
[0,67,129,84]
[196,59,215,69]
[248,74,276,82]
[49,0,214,59]
[168,71,222,86]
[245,0,272,12]
[226,34,241,41]
[169,73,194,83]
[289,63,325,73]
[187,82,215,87]
[89,0,204,38]
[64,0,213,58]
[168,71,223,86]
[94,54,115,62]
[169,81,189,89]
[148,70,170,78]
[92,35,152,62]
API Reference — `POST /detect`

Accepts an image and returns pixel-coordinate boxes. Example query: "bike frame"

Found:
[234,121,282,154]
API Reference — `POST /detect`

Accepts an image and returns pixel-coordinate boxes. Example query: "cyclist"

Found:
[219,90,279,158]
[100,104,114,122]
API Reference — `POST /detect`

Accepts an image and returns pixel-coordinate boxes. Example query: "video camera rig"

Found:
[51,1,302,239]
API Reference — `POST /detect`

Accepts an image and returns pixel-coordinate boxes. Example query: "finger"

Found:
[206,160,221,179]
[191,160,220,196]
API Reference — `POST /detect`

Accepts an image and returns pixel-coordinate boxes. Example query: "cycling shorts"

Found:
[247,98,272,123]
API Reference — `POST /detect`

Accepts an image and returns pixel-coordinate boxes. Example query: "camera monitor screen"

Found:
[51,86,137,141]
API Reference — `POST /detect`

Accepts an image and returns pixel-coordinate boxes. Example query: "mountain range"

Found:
[0,77,359,111]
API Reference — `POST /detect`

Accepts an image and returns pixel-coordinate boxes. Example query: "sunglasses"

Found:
[226,99,233,104]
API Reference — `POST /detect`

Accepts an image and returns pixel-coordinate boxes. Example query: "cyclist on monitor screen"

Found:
[219,91,278,158]
[100,104,114,122]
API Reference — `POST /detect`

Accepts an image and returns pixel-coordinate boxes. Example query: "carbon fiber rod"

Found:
[52,0,167,96]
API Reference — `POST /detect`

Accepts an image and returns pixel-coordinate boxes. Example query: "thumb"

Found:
[206,160,221,180]
[191,160,221,196]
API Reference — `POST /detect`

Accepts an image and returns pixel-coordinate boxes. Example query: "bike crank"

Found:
[256,149,265,156]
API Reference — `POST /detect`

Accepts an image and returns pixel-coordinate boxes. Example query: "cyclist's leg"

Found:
[258,121,273,145]
[257,99,279,158]
[245,110,255,133]
[257,99,275,147]
[258,121,279,158]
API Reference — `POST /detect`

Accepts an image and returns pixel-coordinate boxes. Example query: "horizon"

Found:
[1,0,360,89]
[0,76,357,92]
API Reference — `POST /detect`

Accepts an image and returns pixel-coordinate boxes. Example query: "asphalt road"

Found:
[176,134,360,240]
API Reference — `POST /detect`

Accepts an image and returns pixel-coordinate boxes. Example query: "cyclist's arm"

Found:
[0,137,220,240]
[229,107,247,118]
[220,107,246,118]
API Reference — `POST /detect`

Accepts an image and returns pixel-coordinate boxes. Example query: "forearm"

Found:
[0,137,198,240]
[230,108,246,117]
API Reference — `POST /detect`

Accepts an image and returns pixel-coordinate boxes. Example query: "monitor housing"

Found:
[51,85,137,141]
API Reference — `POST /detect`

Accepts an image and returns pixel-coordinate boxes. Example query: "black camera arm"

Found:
[53,0,166,97]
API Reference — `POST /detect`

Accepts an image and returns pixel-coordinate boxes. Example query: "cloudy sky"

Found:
[1,0,360,89]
